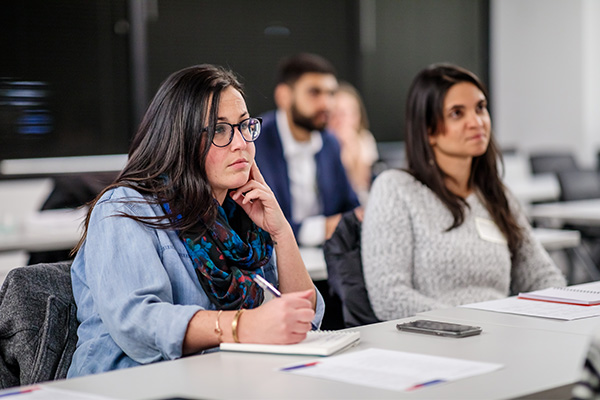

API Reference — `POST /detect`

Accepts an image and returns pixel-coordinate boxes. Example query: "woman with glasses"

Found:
[361,64,565,320]
[67,64,324,377]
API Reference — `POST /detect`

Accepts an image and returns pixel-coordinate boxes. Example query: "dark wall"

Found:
[0,0,488,160]
[146,0,488,142]
[359,0,489,142]
[145,0,359,118]
[0,0,131,160]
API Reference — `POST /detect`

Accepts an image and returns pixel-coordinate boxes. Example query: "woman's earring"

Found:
[428,158,435,166]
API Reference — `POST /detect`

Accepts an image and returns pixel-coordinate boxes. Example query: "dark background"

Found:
[0,0,489,161]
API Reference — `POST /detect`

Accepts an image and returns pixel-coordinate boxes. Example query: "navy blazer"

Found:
[255,110,359,237]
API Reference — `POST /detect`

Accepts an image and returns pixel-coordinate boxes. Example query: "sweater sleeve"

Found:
[361,171,446,320]
[507,190,567,293]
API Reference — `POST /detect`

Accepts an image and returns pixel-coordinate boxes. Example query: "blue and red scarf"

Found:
[174,196,274,310]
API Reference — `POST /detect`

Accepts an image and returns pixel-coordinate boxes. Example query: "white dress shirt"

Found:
[276,110,326,246]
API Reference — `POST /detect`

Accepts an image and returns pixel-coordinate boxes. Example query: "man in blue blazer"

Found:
[255,53,360,247]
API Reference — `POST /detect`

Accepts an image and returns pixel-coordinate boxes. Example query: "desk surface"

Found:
[45,317,589,399]
[419,305,600,336]
[0,211,579,283]
[0,209,329,280]
[531,227,580,251]
[530,199,600,226]
[299,246,327,281]
[0,208,85,253]
[0,154,128,175]
[420,281,600,336]
[504,173,561,204]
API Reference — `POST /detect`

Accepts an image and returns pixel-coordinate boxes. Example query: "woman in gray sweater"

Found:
[361,64,566,320]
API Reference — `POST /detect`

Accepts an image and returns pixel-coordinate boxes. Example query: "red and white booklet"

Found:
[518,287,600,306]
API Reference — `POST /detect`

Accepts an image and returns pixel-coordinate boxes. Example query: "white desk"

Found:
[418,305,600,337]
[0,154,127,175]
[0,208,85,253]
[300,229,579,284]
[530,199,600,227]
[529,201,600,281]
[504,173,561,205]
[0,209,328,281]
[502,153,560,205]
[0,214,578,283]
[0,178,53,217]
[531,227,580,251]
[42,317,589,399]
[299,246,327,281]
[419,281,600,337]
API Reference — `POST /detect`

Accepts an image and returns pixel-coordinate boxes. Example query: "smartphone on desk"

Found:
[396,319,482,338]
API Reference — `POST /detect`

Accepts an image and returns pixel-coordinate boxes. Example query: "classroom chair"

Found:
[0,260,78,389]
[557,169,600,202]
[529,152,579,176]
[323,211,380,328]
[572,324,600,399]
[29,172,116,265]
[555,169,600,273]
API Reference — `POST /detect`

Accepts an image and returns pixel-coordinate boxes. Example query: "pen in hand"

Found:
[253,275,282,297]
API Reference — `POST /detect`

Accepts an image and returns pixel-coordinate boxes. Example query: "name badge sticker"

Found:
[475,217,507,245]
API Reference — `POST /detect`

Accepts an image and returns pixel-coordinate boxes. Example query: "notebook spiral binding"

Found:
[557,287,600,295]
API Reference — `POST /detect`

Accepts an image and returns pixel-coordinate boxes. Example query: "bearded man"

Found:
[256,53,360,247]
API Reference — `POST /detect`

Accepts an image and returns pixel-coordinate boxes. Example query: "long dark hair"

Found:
[73,64,243,253]
[405,63,523,256]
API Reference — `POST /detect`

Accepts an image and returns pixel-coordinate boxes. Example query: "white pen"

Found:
[253,275,281,297]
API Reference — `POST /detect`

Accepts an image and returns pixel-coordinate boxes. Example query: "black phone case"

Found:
[396,320,482,338]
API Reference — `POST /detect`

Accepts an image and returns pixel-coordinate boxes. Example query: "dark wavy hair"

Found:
[73,64,243,253]
[405,63,523,256]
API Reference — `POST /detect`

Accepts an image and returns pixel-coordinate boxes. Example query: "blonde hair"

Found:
[336,82,370,132]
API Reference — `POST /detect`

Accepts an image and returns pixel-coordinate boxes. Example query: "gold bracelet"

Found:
[232,309,245,343]
[214,310,223,343]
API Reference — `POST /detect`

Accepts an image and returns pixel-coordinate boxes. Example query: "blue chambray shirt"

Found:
[67,187,325,378]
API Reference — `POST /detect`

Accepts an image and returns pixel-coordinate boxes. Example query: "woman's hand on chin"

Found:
[230,162,290,240]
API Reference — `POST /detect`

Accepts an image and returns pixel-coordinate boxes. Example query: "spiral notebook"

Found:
[219,330,360,356]
[518,287,600,306]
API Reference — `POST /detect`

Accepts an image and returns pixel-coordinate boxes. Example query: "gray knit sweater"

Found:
[361,169,566,320]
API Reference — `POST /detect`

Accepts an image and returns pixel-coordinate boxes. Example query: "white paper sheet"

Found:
[462,296,600,320]
[0,386,120,400]
[280,348,502,392]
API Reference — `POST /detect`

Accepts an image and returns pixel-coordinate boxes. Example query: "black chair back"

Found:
[530,152,579,175]
[557,169,600,201]
[323,211,380,328]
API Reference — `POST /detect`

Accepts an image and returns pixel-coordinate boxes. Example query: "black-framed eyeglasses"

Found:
[206,117,262,147]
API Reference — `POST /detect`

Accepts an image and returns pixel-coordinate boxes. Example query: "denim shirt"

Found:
[67,187,325,378]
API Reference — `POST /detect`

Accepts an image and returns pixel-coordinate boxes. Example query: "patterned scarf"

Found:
[172,196,274,310]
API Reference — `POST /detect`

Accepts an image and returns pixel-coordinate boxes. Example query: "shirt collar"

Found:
[276,109,323,157]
